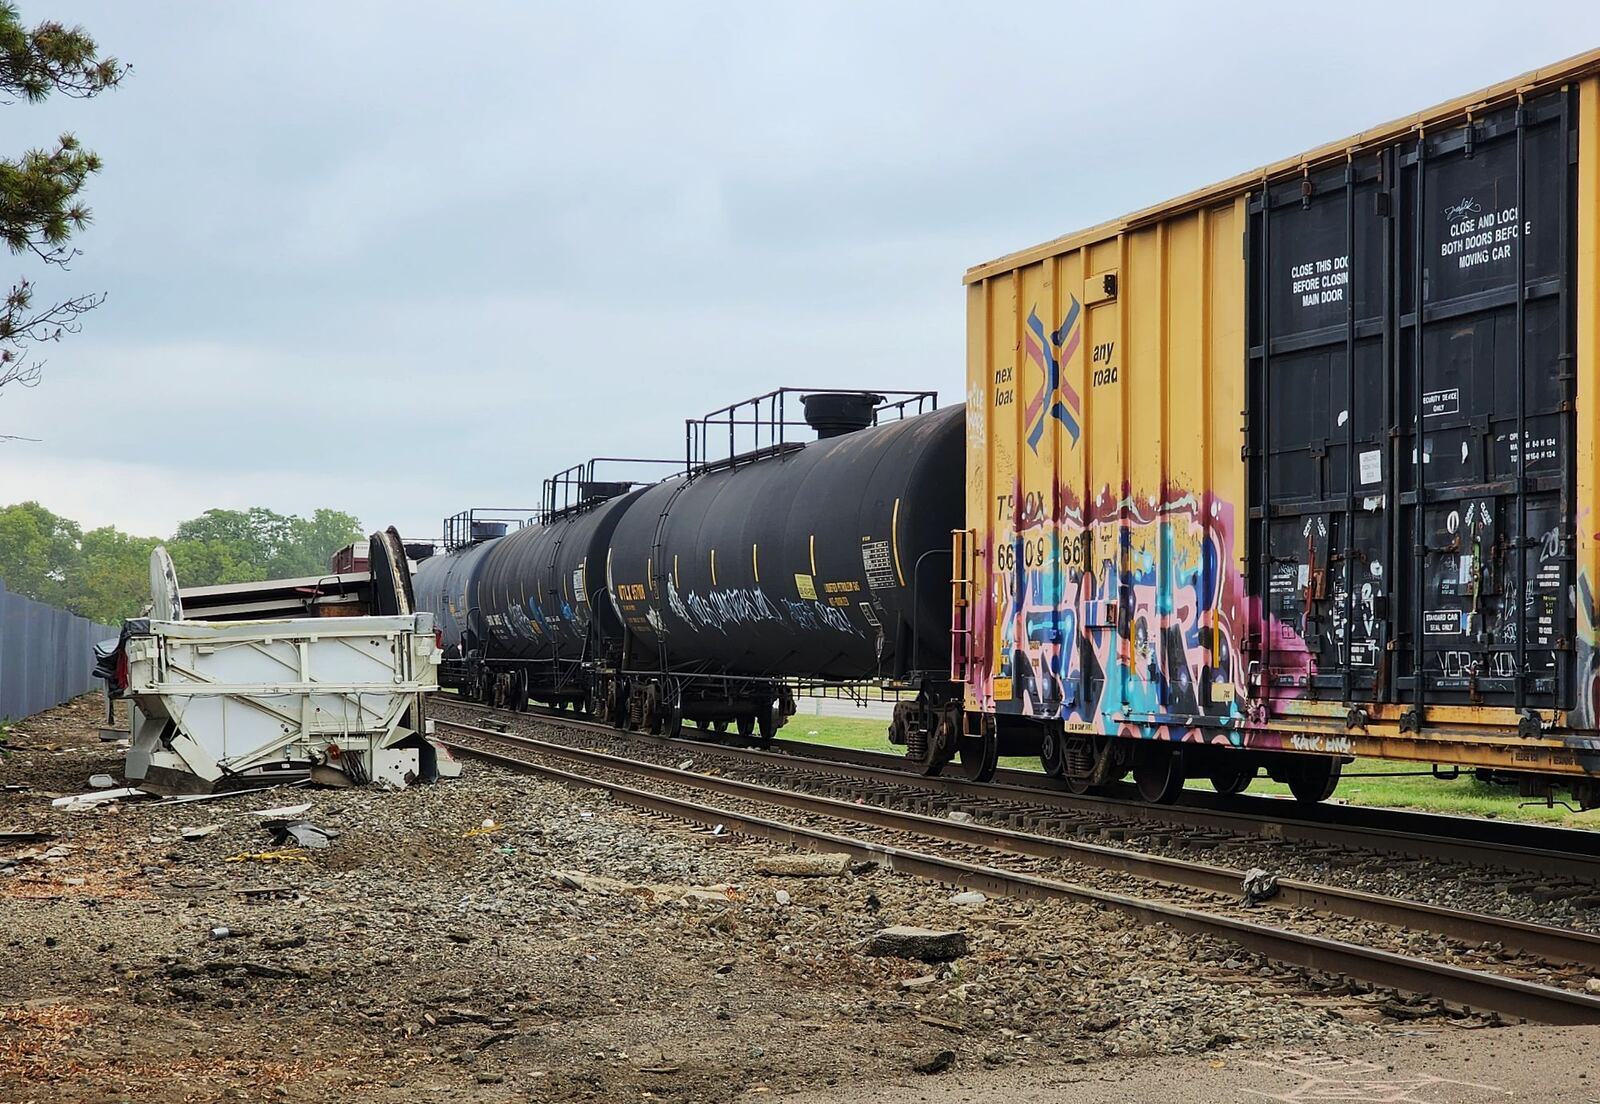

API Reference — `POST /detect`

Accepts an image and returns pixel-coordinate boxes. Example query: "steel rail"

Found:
[435,719,1600,1026]
[436,698,1600,881]
[435,718,1600,967]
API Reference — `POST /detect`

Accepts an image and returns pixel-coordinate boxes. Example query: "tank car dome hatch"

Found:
[579,480,633,503]
[469,520,508,542]
[802,392,885,438]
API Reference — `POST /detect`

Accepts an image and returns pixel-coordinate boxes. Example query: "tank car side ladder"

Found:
[950,527,976,682]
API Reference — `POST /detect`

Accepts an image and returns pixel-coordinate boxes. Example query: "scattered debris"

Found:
[87,773,117,789]
[864,926,968,963]
[949,890,987,906]
[462,818,502,838]
[899,974,941,992]
[157,782,306,806]
[1083,1013,1122,1033]
[180,824,221,841]
[946,811,973,824]
[224,849,311,864]
[1242,867,1281,906]
[249,802,313,820]
[549,868,740,904]
[266,820,340,849]
[753,852,851,877]
[1,843,75,871]
[774,889,792,906]
[0,830,52,844]
[50,786,149,812]
[912,1049,956,1074]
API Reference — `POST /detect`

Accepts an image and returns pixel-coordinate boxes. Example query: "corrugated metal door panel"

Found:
[1248,86,1579,716]
[1248,151,1391,702]
[1394,90,1577,713]
[1574,77,1600,730]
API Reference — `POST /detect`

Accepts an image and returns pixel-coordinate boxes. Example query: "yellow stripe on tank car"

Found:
[674,554,680,590]
[809,534,817,575]
[711,548,717,586]
[891,497,905,587]
[752,544,760,583]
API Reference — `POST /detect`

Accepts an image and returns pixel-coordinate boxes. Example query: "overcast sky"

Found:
[1,2,1596,542]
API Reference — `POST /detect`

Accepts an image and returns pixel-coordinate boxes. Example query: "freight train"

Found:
[414,388,966,742]
[418,49,1600,809]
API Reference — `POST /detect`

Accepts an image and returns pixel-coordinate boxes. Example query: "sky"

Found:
[1,2,1597,542]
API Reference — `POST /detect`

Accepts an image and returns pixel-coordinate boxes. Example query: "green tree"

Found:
[0,4,124,427]
[0,502,367,621]
[283,508,364,577]
[0,499,78,604]
[171,506,363,583]
[70,524,156,623]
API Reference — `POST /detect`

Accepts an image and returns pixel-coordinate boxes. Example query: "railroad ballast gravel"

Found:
[2,696,1387,1101]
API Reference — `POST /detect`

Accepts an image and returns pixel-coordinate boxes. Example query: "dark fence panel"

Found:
[0,578,116,720]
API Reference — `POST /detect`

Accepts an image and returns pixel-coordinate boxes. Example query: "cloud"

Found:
[3,0,1598,542]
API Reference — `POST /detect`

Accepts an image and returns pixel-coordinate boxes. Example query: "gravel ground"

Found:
[0,695,1470,1104]
[437,720,1600,998]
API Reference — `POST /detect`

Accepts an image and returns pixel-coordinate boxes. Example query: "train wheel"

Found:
[1288,758,1342,803]
[513,670,529,712]
[711,720,727,734]
[754,696,781,745]
[956,718,998,783]
[1039,727,1067,778]
[641,683,664,735]
[735,715,755,739]
[1209,766,1253,796]
[1133,746,1185,804]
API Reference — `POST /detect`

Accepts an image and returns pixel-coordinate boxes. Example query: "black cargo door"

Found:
[1247,158,1391,701]
[1395,93,1577,712]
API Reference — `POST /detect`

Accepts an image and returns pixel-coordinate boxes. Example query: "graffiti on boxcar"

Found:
[971,484,1313,739]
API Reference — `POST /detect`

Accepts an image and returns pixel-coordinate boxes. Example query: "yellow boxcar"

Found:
[959,48,1600,806]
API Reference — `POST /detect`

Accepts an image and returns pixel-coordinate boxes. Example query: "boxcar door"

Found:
[1247,156,1391,703]
[1393,91,1577,714]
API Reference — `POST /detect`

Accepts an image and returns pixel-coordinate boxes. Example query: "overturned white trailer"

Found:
[105,529,450,795]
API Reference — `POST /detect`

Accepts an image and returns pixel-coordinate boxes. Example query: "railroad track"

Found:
[437,697,1600,885]
[432,709,1600,1026]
